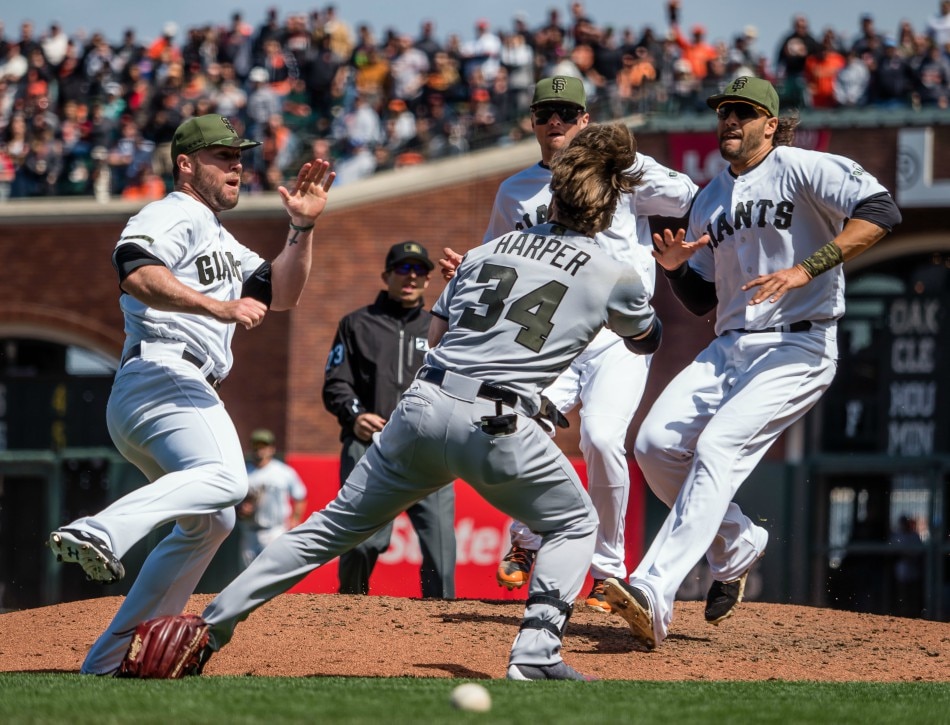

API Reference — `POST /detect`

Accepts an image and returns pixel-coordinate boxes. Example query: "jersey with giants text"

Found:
[115,192,266,377]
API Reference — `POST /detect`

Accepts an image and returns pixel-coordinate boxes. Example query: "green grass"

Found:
[1,674,948,724]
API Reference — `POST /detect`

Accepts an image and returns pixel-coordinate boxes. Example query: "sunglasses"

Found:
[532,104,582,125]
[390,261,429,275]
[716,102,764,121]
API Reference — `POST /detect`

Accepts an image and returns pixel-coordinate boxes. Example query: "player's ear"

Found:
[176,153,192,176]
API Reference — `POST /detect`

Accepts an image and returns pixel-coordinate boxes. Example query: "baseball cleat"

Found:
[507,661,598,681]
[583,579,612,613]
[496,545,536,589]
[705,550,765,625]
[48,527,125,584]
[603,578,656,650]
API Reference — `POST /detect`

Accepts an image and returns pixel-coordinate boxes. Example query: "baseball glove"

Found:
[117,614,210,679]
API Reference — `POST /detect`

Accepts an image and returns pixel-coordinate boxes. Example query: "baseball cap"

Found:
[531,76,586,110]
[385,241,433,271]
[706,75,779,117]
[170,114,260,161]
[250,428,275,446]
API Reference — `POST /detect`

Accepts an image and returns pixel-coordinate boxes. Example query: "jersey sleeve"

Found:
[605,267,656,339]
[115,201,192,267]
[630,153,698,218]
[799,150,890,218]
[287,466,307,501]
[321,315,367,429]
[483,191,516,243]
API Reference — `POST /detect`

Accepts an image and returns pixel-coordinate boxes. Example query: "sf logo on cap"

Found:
[552,77,567,93]
[730,78,749,92]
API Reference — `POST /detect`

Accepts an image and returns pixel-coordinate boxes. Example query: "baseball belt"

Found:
[416,366,519,408]
[739,321,812,334]
[121,342,223,390]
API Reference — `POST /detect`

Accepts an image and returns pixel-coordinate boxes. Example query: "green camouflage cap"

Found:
[706,76,780,117]
[531,76,586,109]
[170,114,260,162]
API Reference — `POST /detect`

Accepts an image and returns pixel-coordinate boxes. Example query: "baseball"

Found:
[450,683,492,712]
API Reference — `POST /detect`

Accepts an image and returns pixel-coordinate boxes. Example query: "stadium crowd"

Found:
[1,1,949,200]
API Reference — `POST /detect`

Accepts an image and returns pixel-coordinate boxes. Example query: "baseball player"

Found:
[603,76,902,649]
[198,122,661,681]
[442,76,697,611]
[47,114,336,675]
[236,429,308,569]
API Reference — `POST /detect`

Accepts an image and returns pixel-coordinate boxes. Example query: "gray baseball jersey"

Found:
[427,222,656,412]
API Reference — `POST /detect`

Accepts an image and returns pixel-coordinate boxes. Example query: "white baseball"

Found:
[450,683,492,712]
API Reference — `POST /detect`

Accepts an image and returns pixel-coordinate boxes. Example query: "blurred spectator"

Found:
[218,12,253,80]
[617,47,658,113]
[851,13,884,60]
[461,19,502,83]
[776,14,821,107]
[871,37,917,106]
[303,34,341,122]
[0,141,14,201]
[14,132,62,196]
[113,29,145,82]
[927,0,950,48]
[258,112,298,183]
[500,31,535,114]
[0,42,27,84]
[146,22,181,65]
[415,20,441,62]
[913,40,950,107]
[390,35,429,105]
[806,30,847,108]
[120,164,165,201]
[40,22,69,66]
[833,49,872,107]
[246,66,281,139]
[322,4,355,64]
[668,2,718,81]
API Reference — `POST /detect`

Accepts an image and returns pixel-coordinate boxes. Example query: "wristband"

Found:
[288,221,314,245]
[799,241,843,279]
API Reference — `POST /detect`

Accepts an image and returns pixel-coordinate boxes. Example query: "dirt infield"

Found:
[1,594,947,680]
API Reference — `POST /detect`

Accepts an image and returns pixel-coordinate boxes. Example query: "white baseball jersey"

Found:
[687,146,890,335]
[115,192,267,378]
[483,153,698,298]
[428,222,656,411]
[244,459,307,530]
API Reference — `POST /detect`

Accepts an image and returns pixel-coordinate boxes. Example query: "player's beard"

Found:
[192,161,240,212]
[719,122,766,164]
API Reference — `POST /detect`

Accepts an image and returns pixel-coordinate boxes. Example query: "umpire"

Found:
[323,241,456,598]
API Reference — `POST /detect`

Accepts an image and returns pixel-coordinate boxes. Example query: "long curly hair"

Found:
[548,122,644,237]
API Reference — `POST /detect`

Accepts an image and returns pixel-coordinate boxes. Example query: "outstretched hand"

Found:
[439,247,464,281]
[652,228,710,271]
[279,159,336,225]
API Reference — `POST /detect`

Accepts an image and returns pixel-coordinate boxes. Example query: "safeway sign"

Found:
[284,455,645,600]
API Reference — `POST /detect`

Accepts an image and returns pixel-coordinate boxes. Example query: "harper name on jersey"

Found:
[490,229,592,277]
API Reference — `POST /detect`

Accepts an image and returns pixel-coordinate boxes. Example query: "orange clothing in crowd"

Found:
[672,24,718,80]
[805,51,846,108]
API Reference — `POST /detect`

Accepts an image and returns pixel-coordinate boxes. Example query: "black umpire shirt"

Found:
[322,291,431,442]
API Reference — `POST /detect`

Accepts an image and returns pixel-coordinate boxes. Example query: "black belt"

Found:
[417,367,518,408]
[740,321,812,334]
[121,343,223,389]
